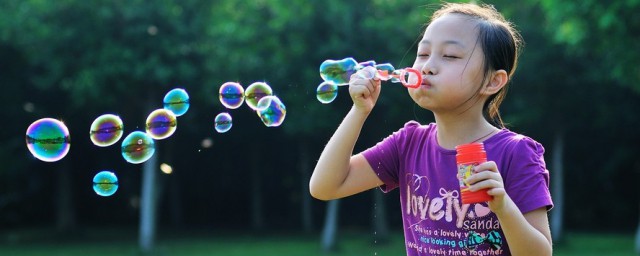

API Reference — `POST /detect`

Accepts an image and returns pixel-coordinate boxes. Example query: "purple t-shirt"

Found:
[362,121,553,256]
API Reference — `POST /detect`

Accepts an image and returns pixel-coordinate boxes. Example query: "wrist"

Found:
[491,194,517,217]
[350,105,372,117]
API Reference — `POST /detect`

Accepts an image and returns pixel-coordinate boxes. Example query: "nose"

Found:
[421,58,436,76]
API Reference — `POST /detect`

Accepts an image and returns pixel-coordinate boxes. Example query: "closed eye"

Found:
[443,55,459,59]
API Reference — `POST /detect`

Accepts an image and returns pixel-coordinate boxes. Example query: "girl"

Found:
[310,2,553,255]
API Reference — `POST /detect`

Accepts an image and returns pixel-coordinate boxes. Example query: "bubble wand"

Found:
[319,57,422,88]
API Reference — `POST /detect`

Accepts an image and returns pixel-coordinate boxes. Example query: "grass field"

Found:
[0,228,635,256]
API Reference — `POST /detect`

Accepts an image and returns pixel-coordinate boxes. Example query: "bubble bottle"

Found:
[455,143,492,204]
[319,57,422,88]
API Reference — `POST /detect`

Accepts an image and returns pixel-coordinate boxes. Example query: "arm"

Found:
[309,108,384,200]
[467,162,553,255]
[495,200,552,256]
[309,70,384,201]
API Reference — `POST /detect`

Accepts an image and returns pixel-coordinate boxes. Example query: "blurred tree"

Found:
[539,0,640,93]
[0,0,213,253]
[505,0,640,240]
[537,1,640,250]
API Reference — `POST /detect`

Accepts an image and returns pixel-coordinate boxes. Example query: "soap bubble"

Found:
[316,81,338,104]
[319,57,358,85]
[145,109,177,140]
[121,131,155,164]
[214,112,232,133]
[163,88,190,116]
[25,118,70,162]
[219,82,245,109]
[244,82,273,110]
[256,96,286,127]
[93,171,118,197]
[89,114,124,147]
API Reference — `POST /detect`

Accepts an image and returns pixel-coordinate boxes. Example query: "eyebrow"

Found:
[420,40,466,48]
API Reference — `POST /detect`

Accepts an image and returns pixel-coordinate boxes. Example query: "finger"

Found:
[474,161,498,173]
[487,187,506,196]
[465,171,503,186]
[468,179,503,192]
[351,78,376,94]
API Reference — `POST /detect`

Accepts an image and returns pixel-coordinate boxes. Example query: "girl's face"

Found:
[409,14,487,113]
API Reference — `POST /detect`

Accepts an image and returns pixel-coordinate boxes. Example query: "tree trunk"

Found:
[299,141,313,233]
[372,189,389,244]
[162,139,183,228]
[321,199,340,252]
[550,131,564,242]
[139,144,159,254]
[251,153,264,231]
[168,170,184,228]
[55,161,75,232]
[635,201,640,254]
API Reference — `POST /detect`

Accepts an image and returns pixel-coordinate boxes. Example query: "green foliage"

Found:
[0,0,212,109]
[540,0,640,92]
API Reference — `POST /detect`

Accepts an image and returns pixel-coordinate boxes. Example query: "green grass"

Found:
[0,228,635,256]
[553,232,635,256]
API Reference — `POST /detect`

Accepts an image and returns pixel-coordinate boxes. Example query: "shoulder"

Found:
[487,129,545,159]
[369,121,435,156]
[395,120,435,138]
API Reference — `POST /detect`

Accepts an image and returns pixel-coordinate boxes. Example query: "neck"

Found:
[433,110,498,150]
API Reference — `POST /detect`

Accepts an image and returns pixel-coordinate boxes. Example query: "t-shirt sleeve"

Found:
[504,136,554,214]
[361,121,420,193]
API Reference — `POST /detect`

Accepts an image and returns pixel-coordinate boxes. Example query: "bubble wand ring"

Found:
[399,68,422,88]
[377,68,422,88]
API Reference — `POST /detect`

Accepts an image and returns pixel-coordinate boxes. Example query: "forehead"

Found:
[420,13,480,48]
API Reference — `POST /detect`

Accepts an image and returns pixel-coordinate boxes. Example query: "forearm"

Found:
[309,106,369,200]
[495,197,552,256]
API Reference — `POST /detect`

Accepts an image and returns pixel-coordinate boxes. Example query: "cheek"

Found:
[407,88,421,101]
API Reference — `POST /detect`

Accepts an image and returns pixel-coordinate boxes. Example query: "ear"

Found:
[482,69,508,95]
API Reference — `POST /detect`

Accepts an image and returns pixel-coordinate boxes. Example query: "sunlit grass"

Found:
[0,228,635,256]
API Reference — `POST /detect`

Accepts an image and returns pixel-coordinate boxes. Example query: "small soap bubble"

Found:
[256,96,286,127]
[214,112,233,133]
[93,171,118,197]
[89,114,124,147]
[145,109,177,140]
[244,82,273,110]
[219,82,245,109]
[163,88,190,116]
[121,131,155,164]
[25,118,70,162]
[316,81,338,104]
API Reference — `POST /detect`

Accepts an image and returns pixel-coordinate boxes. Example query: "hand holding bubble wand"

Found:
[319,57,422,88]
[316,57,422,104]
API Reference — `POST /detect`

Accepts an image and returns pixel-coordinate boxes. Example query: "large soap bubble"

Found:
[25,118,71,162]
